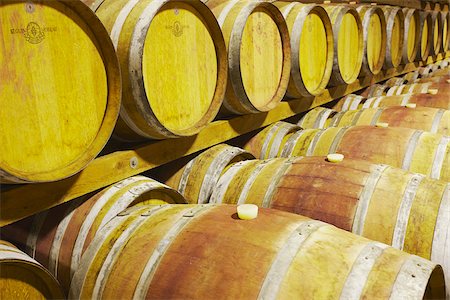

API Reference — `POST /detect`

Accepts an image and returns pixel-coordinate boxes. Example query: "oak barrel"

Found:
[357,5,387,76]
[69,204,446,299]
[431,10,444,55]
[442,11,449,51]
[323,5,363,85]
[0,0,121,183]
[299,106,450,135]
[419,10,433,61]
[244,121,300,159]
[210,156,450,295]
[275,2,334,97]
[381,6,404,68]
[0,240,64,299]
[162,144,254,204]
[94,0,227,140]
[334,93,450,111]
[402,8,420,63]
[386,82,450,95]
[207,1,290,114]
[247,122,450,181]
[1,176,186,293]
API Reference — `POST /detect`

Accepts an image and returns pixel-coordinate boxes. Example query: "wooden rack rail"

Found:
[0,53,448,227]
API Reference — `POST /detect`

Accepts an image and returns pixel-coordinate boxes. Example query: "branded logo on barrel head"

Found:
[24,22,44,44]
[10,22,57,44]
[166,21,189,37]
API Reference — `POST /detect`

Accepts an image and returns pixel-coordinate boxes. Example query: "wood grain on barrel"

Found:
[0,0,120,183]
[357,5,386,76]
[300,106,450,135]
[431,11,443,55]
[324,5,363,85]
[69,204,446,299]
[163,144,254,204]
[334,93,450,111]
[209,156,450,295]
[1,176,185,293]
[403,8,420,62]
[95,0,226,139]
[420,11,432,60]
[0,241,64,299]
[382,6,404,68]
[248,123,450,181]
[209,1,290,114]
[276,2,333,97]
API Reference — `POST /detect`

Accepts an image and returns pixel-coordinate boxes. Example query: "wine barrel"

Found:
[69,204,446,299]
[361,81,450,98]
[402,8,420,63]
[381,6,404,68]
[244,123,320,159]
[274,2,334,97]
[335,93,450,111]
[431,10,444,55]
[0,0,121,183]
[332,94,366,111]
[419,64,440,76]
[387,82,450,95]
[93,0,227,140]
[0,240,64,299]
[162,144,254,204]
[442,11,449,52]
[360,83,390,98]
[244,121,300,159]
[209,156,450,296]
[419,10,433,61]
[299,106,450,135]
[356,5,387,76]
[207,1,290,114]
[297,107,336,129]
[247,122,450,181]
[384,76,408,87]
[1,176,186,293]
[283,125,450,181]
[323,5,363,85]
[416,74,450,84]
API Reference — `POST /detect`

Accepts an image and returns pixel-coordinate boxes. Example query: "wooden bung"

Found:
[160,144,255,204]
[246,122,450,181]
[381,6,405,69]
[323,5,364,85]
[1,176,186,294]
[0,0,121,184]
[402,8,420,63]
[206,0,290,114]
[69,204,446,299]
[209,156,449,297]
[299,106,450,135]
[275,2,334,97]
[0,240,65,299]
[356,5,387,76]
[93,0,227,140]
